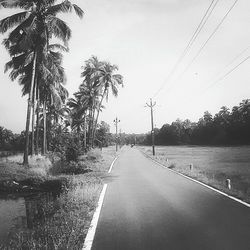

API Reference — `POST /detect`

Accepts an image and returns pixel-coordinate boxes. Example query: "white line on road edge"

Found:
[108,156,118,173]
[82,184,107,250]
[140,151,250,208]
[82,156,118,250]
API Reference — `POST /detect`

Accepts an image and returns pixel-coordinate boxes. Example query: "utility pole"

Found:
[113,117,120,152]
[146,98,156,156]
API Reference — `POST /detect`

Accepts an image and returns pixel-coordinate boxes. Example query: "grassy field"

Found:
[139,145,250,204]
[0,147,116,249]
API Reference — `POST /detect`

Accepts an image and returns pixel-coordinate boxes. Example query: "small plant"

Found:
[168,163,176,169]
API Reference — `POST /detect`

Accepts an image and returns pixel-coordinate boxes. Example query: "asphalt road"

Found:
[91,147,250,250]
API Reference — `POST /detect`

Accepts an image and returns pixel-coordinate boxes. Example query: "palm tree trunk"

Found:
[84,114,87,150]
[31,78,37,156]
[92,90,106,146]
[23,51,37,166]
[91,102,96,147]
[35,88,39,155]
[87,108,92,146]
[42,100,47,155]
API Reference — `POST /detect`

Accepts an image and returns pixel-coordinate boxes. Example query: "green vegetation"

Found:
[0,147,116,249]
[143,101,250,146]
[0,3,124,247]
[0,1,123,166]
[0,0,84,165]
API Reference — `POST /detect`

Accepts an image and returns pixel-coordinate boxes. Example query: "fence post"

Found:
[226,179,231,189]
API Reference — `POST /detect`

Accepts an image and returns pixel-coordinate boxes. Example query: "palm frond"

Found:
[73,4,84,18]
[48,43,69,52]
[47,16,71,43]
[46,1,84,18]
[0,11,28,33]
[4,60,13,73]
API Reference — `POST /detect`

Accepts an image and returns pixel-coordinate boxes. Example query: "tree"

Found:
[0,0,83,165]
[92,61,123,145]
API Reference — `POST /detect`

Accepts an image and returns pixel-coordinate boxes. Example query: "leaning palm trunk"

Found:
[42,100,47,155]
[23,51,37,165]
[92,90,106,146]
[31,79,37,156]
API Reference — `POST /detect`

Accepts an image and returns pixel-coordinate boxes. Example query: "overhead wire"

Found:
[158,0,239,97]
[204,45,250,84]
[202,55,250,92]
[178,46,250,107]
[152,0,219,98]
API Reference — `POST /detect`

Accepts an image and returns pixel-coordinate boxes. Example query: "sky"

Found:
[0,0,250,134]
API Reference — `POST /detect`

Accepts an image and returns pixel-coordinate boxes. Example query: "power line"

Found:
[152,0,219,98]
[203,55,250,92]
[182,0,239,74]
[178,46,250,107]
[160,0,239,97]
[205,45,250,84]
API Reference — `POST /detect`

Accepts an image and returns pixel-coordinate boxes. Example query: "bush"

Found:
[65,145,79,162]
[86,149,101,161]
[61,161,91,175]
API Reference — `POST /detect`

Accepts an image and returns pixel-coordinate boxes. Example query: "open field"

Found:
[139,146,250,203]
[0,146,116,249]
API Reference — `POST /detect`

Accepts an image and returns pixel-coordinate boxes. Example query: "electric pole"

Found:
[113,117,120,152]
[146,98,156,156]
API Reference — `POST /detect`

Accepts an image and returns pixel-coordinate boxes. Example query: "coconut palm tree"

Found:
[76,82,101,146]
[5,42,68,155]
[0,0,83,165]
[92,61,123,145]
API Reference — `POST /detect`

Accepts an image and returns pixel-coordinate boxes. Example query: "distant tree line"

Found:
[143,99,250,146]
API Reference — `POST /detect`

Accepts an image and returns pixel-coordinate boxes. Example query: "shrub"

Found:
[86,149,101,161]
[168,163,176,169]
[65,161,91,175]
[65,145,79,162]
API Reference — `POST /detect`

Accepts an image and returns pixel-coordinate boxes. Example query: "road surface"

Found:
[91,147,250,250]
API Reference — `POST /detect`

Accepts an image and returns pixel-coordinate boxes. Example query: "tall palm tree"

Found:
[76,82,100,146]
[67,95,88,148]
[92,61,123,145]
[0,0,83,165]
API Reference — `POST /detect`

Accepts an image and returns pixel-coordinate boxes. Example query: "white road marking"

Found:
[108,156,118,173]
[82,184,108,250]
[82,156,118,250]
[141,151,250,208]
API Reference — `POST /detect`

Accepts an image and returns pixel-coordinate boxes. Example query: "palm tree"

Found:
[92,61,123,145]
[0,0,83,165]
[76,82,101,147]
[67,95,88,148]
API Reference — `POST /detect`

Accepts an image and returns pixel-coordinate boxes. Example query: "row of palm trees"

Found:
[0,0,84,165]
[68,56,123,148]
[1,1,124,165]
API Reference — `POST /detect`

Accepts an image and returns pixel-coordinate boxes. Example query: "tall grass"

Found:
[0,146,116,249]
